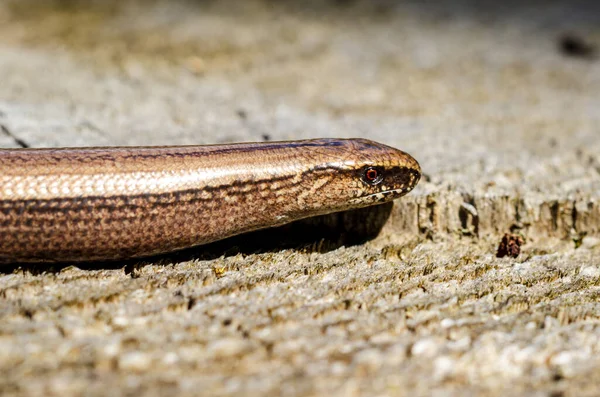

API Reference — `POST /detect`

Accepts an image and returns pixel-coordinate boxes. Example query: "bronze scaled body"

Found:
[0,138,421,262]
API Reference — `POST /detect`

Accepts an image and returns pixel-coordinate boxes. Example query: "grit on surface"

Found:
[1,0,600,396]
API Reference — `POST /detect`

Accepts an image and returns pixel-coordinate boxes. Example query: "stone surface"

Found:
[1,0,600,396]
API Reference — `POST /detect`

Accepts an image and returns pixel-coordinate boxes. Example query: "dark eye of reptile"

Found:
[362,166,384,185]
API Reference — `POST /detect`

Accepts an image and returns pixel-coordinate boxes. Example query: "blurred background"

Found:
[2,1,600,396]
[1,0,599,195]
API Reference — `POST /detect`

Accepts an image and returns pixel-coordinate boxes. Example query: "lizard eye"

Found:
[362,166,384,186]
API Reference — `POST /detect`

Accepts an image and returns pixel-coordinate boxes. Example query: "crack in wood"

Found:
[0,124,29,148]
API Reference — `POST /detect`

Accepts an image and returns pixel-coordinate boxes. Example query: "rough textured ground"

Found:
[1,0,600,396]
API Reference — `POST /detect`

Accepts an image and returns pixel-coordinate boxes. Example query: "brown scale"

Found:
[0,139,421,262]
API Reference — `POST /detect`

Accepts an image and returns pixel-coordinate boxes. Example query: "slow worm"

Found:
[0,138,421,262]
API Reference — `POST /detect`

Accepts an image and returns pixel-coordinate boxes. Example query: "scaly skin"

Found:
[0,138,421,262]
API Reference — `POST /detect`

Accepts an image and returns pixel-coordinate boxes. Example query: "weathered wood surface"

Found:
[1,1,600,396]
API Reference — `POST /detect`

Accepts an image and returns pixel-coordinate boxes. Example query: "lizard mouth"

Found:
[349,187,412,205]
